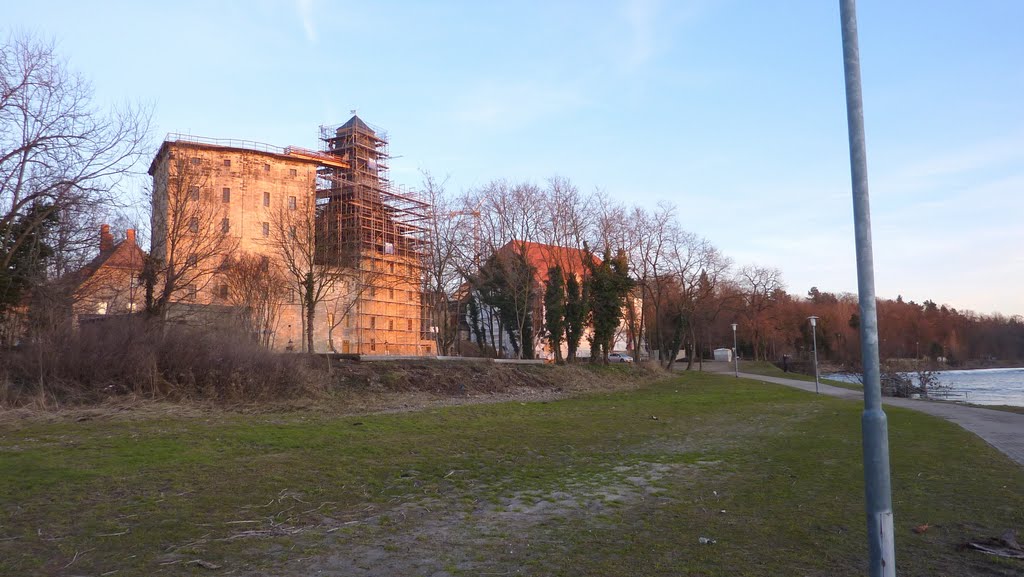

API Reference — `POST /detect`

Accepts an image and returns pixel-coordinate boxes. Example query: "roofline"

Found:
[148,136,328,175]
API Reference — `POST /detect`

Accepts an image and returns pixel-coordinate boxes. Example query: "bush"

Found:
[0,318,326,407]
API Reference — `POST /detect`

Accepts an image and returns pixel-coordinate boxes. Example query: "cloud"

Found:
[875,133,1024,198]
[622,0,660,69]
[295,0,317,43]
[616,0,704,72]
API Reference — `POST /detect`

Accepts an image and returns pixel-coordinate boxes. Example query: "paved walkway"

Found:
[733,372,1024,467]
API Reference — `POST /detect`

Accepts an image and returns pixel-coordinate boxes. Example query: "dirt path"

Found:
[735,372,1024,466]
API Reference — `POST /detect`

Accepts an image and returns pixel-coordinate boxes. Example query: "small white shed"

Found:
[713,348,733,362]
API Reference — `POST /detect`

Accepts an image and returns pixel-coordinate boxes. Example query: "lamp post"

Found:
[808,316,820,394]
[730,323,738,378]
[840,1,896,573]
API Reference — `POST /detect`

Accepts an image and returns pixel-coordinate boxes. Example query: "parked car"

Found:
[608,352,633,363]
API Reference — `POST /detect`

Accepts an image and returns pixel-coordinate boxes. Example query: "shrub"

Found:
[0,318,325,407]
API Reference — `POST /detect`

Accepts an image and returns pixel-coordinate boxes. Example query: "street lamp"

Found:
[840,2,896,573]
[730,323,738,378]
[808,316,820,394]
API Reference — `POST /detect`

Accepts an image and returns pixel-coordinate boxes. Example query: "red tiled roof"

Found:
[497,240,600,285]
[75,237,146,284]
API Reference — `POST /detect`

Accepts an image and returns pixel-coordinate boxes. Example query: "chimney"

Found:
[100,224,113,252]
[126,229,136,246]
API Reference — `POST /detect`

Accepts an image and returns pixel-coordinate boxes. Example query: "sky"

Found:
[6,1,1023,317]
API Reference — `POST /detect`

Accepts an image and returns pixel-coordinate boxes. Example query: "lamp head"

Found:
[730,323,737,331]
[808,316,818,327]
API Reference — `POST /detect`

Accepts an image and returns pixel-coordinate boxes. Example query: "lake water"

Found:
[826,367,1024,407]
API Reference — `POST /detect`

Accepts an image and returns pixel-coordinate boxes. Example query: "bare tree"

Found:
[540,176,594,252]
[321,265,387,354]
[670,234,731,368]
[146,156,237,320]
[468,180,547,357]
[1,34,150,327]
[268,193,364,354]
[626,202,675,360]
[421,172,471,355]
[689,247,734,368]
[736,264,785,360]
[589,190,630,255]
[223,253,287,348]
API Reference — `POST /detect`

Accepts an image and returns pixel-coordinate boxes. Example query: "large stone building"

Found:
[147,117,432,355]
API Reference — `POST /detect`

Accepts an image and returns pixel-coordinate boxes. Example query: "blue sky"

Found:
[7,1,1023,316]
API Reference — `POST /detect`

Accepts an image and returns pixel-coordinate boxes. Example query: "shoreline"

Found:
[823,366,1024,409]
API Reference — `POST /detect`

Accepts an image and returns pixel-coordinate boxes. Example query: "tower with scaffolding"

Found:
[315,116,431,355]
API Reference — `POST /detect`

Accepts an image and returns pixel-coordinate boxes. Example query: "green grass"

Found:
[1,373,1021,576]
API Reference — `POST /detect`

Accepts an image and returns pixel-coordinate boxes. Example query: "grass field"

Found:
[1,371,1022,576]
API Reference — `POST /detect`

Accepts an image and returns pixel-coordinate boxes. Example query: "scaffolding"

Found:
[315,116,430,354]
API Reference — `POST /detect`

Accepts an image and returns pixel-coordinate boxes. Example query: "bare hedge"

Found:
[0,319,325,407]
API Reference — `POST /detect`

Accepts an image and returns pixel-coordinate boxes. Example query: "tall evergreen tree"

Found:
[0,203,58,314]
[564,270,587,363]
[586,248,634,364]
[544,265,566,363]
[476,250,536,358]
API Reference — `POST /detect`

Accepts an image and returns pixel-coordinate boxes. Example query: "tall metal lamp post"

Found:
[840,0,896,573]
[808,316,820,394]
[730,323,738,378]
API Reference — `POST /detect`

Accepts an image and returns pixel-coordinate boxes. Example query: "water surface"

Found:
[826,367,1024,407]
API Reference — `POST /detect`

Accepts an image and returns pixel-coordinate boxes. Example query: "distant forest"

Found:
[729,287,1024,367]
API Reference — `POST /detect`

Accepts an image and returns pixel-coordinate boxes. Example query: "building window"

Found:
[260,256,269,271]
[262,222,270,237]
[188,217,199,233]
[288,196,297,210]
[185,255,198,267]
[388,288,394,300]
[288,289,295,304]
[370,338,376,352]
[221,218,230,234]
[369,287,376,298]
[188,185,200,201]
[345,315,351,328]
[222,188,230,203]
[263,192,270,207]
[191,157,201,165]
[187,285,197,301]
[218,284,229,299]
[263,163,270,172]
[408,290,414,302]
[407,319,413,331]
[289,168,297,177]
[289,226,296,239]
[389,262,395,273]
[223,159,231,167]
[388,319,394,331]
[370,317,376,329]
